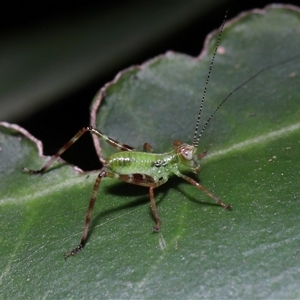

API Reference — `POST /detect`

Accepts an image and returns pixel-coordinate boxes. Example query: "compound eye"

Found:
[182,149,193,160]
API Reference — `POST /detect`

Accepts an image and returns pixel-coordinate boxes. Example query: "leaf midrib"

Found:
[206,121,300,161]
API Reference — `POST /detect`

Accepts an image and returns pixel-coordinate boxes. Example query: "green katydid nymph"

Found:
[23,13,300,259]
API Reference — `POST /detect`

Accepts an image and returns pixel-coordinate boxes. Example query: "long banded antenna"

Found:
[193,11,228,148]
[196,54,300,143]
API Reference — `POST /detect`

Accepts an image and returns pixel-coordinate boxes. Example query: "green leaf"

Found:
[1,5,300,299]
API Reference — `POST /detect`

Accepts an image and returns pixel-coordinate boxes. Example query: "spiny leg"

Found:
[175,171,232,210]
[89,127,136,152]
[117,173,166,232]
[148,178,168,232]
[149,186,161,232]
[23,126,136,174]
[23,126,92,174]
[64,169,106,259]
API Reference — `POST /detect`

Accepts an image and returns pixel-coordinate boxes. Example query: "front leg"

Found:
[198,149,208,160]
[174,170,232,210]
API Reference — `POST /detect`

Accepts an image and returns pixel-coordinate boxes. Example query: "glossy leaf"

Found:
[1,5,300,299]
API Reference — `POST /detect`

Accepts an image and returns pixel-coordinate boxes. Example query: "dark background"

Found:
[1,0,300,170]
